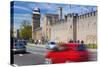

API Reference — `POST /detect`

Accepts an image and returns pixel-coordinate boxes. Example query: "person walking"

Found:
[78,40,86,50]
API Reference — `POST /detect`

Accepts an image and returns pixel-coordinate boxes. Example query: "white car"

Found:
[46,42,57,50]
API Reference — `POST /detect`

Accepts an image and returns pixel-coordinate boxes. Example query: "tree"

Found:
[19,20,32,40]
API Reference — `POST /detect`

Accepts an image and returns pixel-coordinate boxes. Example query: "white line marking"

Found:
[19,54,23,56]
[12,64,19,67]
[29,51,46,56]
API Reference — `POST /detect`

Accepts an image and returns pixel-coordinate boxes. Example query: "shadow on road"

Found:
[14,52,31,54]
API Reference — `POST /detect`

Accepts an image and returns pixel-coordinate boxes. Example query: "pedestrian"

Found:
[77,40,80,43]
[69,39,73,43]
[78,40,86,50]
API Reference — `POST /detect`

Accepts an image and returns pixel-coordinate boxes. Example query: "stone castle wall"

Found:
[49,11,97,44]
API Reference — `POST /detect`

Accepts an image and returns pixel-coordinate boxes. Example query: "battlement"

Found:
[64,11,97,21]
[78,11,97,19]
[65,13,78,17]
[65,13,78,22]
[44,11,97,26]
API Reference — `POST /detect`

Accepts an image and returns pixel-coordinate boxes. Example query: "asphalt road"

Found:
[88,49,97,61]
[14,44,97,66]
[14,45,47,66]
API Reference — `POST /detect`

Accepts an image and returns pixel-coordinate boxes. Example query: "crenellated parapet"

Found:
[64,10,97,22]
[45,10,97,26]
[77,11,97,20]
[64,13,78,22]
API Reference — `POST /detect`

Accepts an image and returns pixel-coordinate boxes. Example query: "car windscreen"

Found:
[50,45,67,52]
[14,43,17,46]
[49,42,55,44]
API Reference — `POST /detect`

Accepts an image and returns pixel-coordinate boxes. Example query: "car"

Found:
[13,41,26,53]
[21,39,27,45]
[45,43,89,64]
[46,41,58,50]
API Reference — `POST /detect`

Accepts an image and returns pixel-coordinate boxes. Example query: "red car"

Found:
[45,43,90,64]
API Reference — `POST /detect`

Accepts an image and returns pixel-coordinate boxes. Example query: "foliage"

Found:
[86,44,97,49]
[19,20,32,40]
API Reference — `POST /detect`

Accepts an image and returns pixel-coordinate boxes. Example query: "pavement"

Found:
[14,44,47,66]
[26,45,47,56]
[27,43,46,48]
[87,49,97,52]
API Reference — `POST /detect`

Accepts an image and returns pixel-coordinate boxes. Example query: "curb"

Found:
[27,43,46,48]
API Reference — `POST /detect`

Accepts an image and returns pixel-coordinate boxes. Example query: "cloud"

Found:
[13,5,32,12]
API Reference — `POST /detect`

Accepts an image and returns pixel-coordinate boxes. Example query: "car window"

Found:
[49,42,55,44]
[14,43,17,46]
[50,45,67,52]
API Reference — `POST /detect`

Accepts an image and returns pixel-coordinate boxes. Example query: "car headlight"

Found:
[45,58,52,64]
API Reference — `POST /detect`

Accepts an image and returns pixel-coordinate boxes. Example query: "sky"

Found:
[11,1,97,31]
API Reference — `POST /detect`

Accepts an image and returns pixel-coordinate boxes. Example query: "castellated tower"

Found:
[65,13,78,42]
[50,13,78,42]
[32,7,41,41]
[42,14,59,41]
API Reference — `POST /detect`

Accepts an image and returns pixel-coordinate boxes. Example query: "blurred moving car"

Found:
[46,41,58,50]
[13,41,26,53]
[45,43,89,64]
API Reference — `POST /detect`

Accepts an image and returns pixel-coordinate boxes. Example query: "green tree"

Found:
[19,20,32,40]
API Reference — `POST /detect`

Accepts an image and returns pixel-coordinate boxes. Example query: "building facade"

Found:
[42,11,97,44]
[77,11,97,44]
[42,14,59,41]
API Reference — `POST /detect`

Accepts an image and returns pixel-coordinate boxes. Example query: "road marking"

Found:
[30,51,46,56]
[12,64,19,67]
[19,54,23,56]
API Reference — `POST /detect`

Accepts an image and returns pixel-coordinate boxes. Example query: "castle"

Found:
[32,7,97,44]
[42,11,97,44]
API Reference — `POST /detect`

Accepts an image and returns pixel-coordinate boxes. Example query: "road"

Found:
[14,44,47,66]
[14,44,97,66]
[88,49,97,61]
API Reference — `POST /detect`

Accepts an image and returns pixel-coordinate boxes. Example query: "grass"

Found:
[86,44,97,49]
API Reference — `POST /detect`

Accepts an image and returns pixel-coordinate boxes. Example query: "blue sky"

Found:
[11,1,97,31]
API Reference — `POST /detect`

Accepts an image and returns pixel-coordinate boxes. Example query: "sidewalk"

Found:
[87,49,97,52]
[27,43,46,48]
